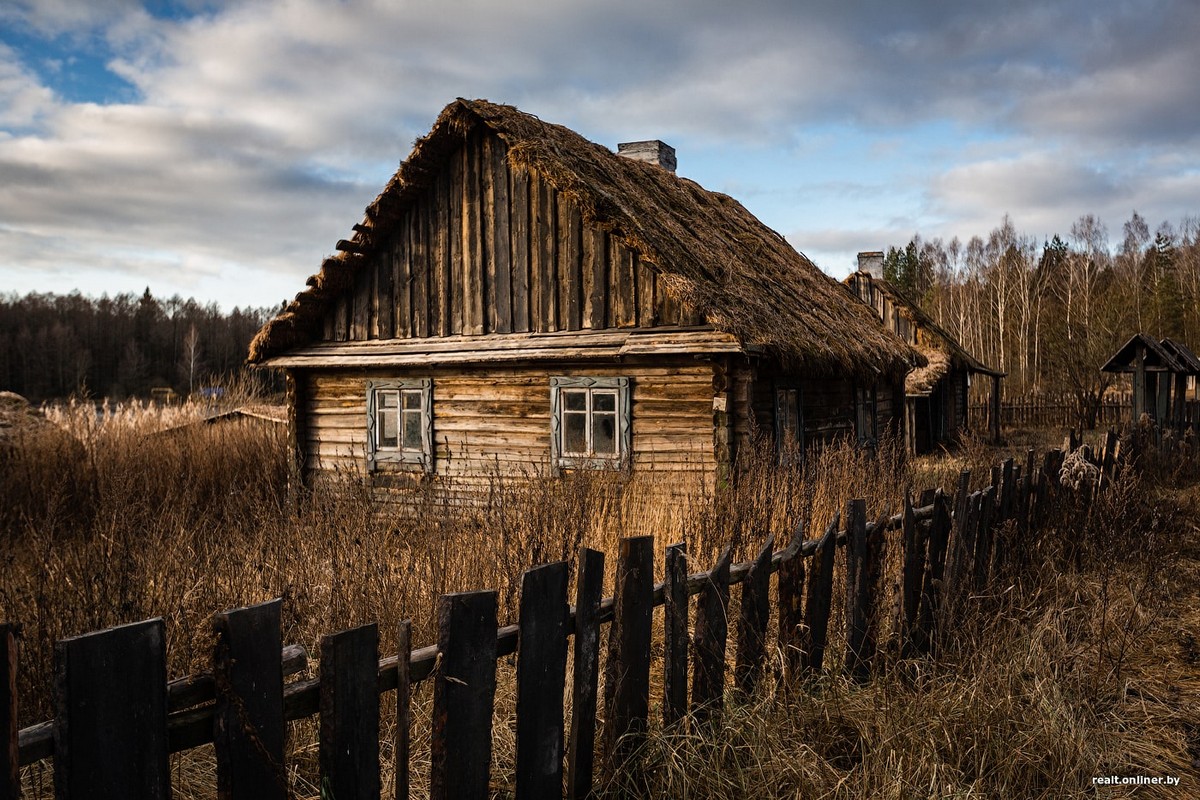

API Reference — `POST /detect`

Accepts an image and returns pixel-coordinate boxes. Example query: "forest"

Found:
[0,289,276,401]
[881,211,1200,423]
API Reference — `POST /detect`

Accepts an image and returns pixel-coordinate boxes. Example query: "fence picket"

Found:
[845,501,884,682]
[735,535,774,697]
[567,548,604,800]
[691,546,732,725]
[213,599,285,800]
[777,522,807,681]
[395,620,412,800]
[515,561,569,799]
[973,486,996,592]
[319,623,380,800]
[899,496,925,658]
[2,624,18,800]
[604,537,654,765]
[431,591,497,800]
[54,618,170,799]
[801,516,839,673]
[917,490,952,655]
[662,543,688,728]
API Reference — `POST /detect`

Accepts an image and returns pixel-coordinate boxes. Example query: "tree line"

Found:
[0,289,278,402]
[882,211,1200,426]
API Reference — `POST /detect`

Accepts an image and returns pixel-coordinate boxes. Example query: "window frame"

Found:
[366,378,433,473]
[855,382,878,448]
[774,379,805,466]
[550,376,631,473]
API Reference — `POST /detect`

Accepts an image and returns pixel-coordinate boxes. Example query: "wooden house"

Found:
[1101,333,1200,429]
[846,254,1003,453]
[248,100,922,498]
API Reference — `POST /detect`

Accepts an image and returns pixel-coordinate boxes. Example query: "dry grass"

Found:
[2,408,1197,798]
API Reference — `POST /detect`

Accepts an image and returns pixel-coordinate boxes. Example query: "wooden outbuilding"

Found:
[1101,334,1200,429]
[248,99,922,499]
[846,256,1003,453]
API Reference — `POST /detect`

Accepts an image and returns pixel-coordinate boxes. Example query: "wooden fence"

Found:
[1,437,1122,800]
[969,398,1129,430]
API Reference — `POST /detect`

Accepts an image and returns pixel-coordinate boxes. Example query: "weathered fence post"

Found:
[735,535,774,698]
[319,623,380,800]
[213,599,286,800]
[567,548,604,800]
[662,543,688,729]
[899,496,926,658]
[801,516,839,674]
[1,624,18,800]
[917,490,952,655]
[973,486,996,592]
[515,561,569,799]
[431,591,497,800]
[603,537,653,764]
[395,620,412,800]
[777,522,807,681]
[54,618,170,799]
[691,546,732,725]
[948,471,972,595]
[845,501,884,682]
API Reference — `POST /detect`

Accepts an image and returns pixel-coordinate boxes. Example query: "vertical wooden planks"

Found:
[604,537,653,763]
[369,248,381,339]
[395,620,412,800]
[449,145,464,335]
[567,548,604,800]
[635,256,656,327]
[462,135,485,336]
[582,226,607,329]
[488,137,513,333]
[395,233,412,339]
[662,543,689,728]
[434,170,452,337]
[973,486,996,591]
[515,562,569,799]
[54,619,170,799]
[319,623,380,800]
[777,522,807,681]
[537,178,558,332]
[735,536,774,697]
[560,202,583,331]
[691,546,732,726]
[431,591,497,800]
[352,260,370,340]
[1,624,17,800]
[377,241,394,339]
[333,295,350,342]
[510,166,531,333]
[481,136,498,335]
[412,202,429,338]
[801,516,838,673]
[610,239,637,328]
[213,599,285,800]
[948,471,972,595]
[917,490,952,655]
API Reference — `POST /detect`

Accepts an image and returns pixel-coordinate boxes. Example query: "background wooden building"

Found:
[847,255,1003,453]
[1102,333,1200,429]
[249,100,921,499]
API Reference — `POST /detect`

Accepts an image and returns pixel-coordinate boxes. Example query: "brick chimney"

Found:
[617,140,676,173]
[857,251,884,279]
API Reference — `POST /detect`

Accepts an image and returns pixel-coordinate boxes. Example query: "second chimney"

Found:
[857,251,885,279]
[617,140,676,173]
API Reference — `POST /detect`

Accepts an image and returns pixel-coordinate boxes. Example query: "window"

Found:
[774,381,804,465]
[366,379,432,473]
[550,376,631,471]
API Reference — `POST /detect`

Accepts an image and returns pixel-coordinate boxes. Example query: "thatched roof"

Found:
[846,271,1001,379]
[906,348,952,396]
[250,99,921,377]
[1102,333,1196,374]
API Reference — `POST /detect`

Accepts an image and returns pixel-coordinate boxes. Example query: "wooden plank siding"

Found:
[321,133,700,347]
[299,360,720,487]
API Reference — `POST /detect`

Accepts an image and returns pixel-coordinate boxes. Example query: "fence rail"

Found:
[1,435,1123,799]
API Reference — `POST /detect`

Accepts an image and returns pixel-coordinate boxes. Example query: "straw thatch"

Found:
[250,99,921,377]
[905,347,952,396]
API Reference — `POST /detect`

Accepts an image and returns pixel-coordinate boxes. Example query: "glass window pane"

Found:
[402,389,423,410]
[563,411,587,454]
[378,390,398,409]
[378,406,398,448]
[593,391,616,412]
[402,409,422,450]
[564,390,587,411]
[593,412,616,455]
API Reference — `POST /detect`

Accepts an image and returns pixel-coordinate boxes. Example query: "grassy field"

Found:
[1,402,1197,798]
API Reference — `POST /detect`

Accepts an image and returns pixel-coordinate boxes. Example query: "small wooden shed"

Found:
[1101,333,1200,429]
[248,100,921,499]
[846,257,1003,452]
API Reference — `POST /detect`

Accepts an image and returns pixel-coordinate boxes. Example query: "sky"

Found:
[2,0,1199,313]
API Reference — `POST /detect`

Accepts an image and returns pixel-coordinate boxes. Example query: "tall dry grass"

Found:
[1,406,1196,798]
